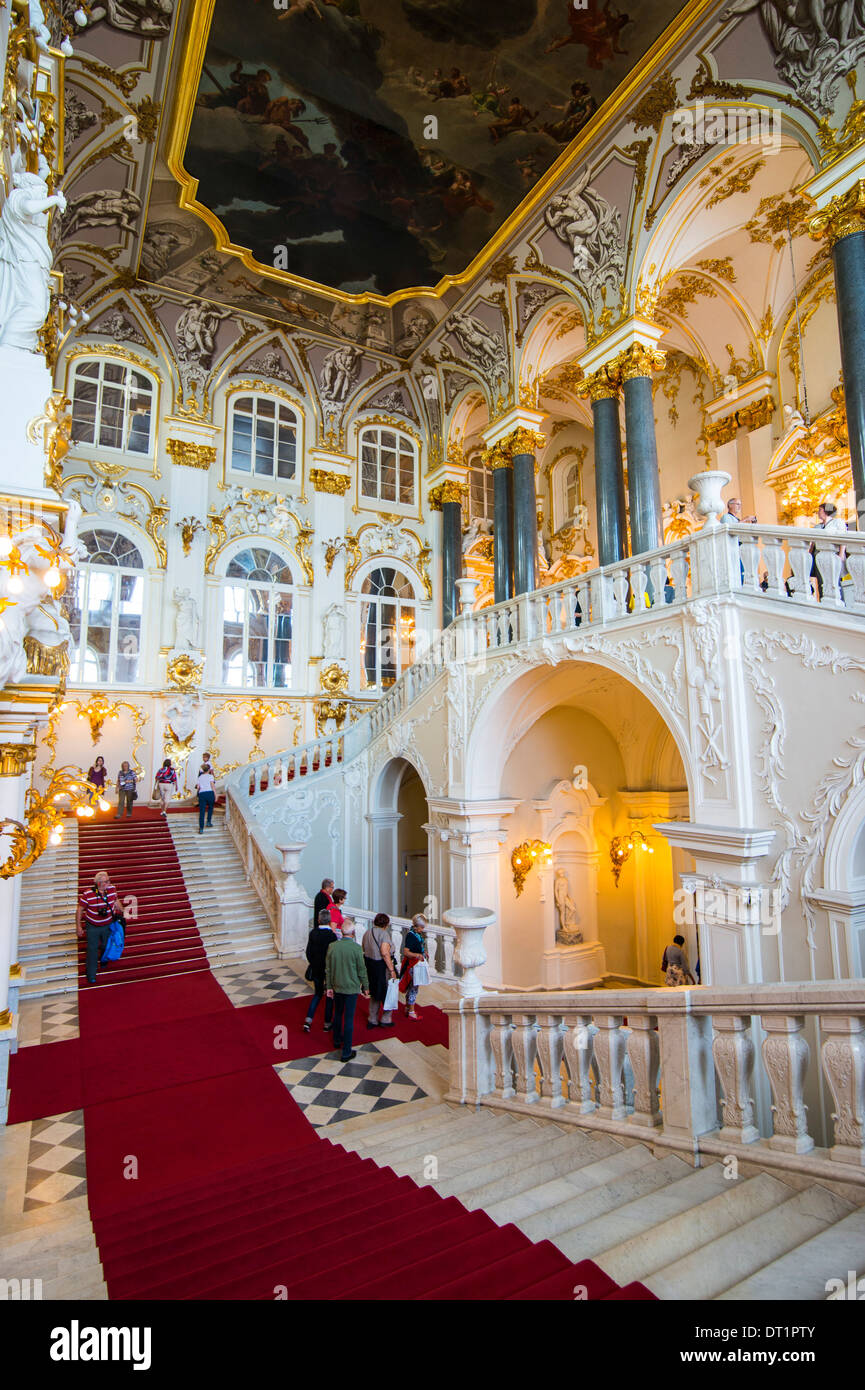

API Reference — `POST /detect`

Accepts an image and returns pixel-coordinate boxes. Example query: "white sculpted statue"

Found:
[0,171,66,351]
[544,169,624,305]
[449,311,508,381]
[554,867,582,945]
[723,0,865,111]
[319,345,361,402]
[165,691,199,742]
[322,603,346,659]
[172,586,201,651]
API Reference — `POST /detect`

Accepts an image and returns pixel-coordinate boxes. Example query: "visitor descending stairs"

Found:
[17,808,276,998]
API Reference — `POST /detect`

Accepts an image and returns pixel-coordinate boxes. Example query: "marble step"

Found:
[450,1132,625,1209]
[358,1111,513,1165]
[517,1153,691,1243]
[597,1172,795,1286]
[717,1202,865,1301]
[321,1095,446,1142]
[339,1106,482,1155]
[645,1184,854,1300]
[553,1161,731,1264]
[485,1142,652,1228]
[414,1045,450,1081]
[390,1118,573,1184]
[333,1101,462,1149]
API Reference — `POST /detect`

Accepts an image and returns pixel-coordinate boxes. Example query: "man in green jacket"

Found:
[325,922,370,1062]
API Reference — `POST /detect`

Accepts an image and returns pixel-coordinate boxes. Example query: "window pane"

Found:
[361,460,377,496]
[256,397,275,419]
[115,576,142,682]
[272,591,292,687]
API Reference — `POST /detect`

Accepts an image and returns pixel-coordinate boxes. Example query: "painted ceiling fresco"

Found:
[182,0,690,297]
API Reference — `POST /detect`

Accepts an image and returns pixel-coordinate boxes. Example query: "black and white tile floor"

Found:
[275,1044,427,1127]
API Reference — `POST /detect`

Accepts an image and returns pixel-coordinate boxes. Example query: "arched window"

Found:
[467,454,494,524]
[360,425,416,506]
[360,566,416,691]
[229,394,298,480]
[222,546,293,688]
[67,529,145,684]
[566,463,579,519]
[70,359,155,455]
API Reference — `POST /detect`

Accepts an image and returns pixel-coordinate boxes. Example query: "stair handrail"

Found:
[343,904,457,981]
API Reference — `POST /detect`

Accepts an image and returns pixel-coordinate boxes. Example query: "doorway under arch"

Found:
[369,757,430,918]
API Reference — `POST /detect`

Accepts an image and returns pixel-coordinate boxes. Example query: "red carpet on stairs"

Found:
[10,809,655,1301]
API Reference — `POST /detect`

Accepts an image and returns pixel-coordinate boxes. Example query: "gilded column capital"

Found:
[428,480,467,509]
[504,427,546,457]
[809,180,865,246]
[736,395,775,431]
[166,439,217,470]
[616,343,667,381]
[706,413,739,446]
[578,366,621,402]
[0,744,35,778]
[483,443,511,469]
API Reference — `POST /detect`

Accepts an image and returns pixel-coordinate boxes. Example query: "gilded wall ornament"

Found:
[208,697,301,771]
[23,634,69,676]
[626,70,678,132]
[310,468,351,495]
[166,653,204,692]
[166,439,216,470]
[511,839,552,896]
[320,662,349,695]
[736,396,775,432]
[176,516,205,555]
[0,743,35,778]
[706,414,739,447]
[0,766,99,883]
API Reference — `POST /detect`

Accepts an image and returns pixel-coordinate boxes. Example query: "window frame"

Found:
[357,423,418,512]
[69,356,157,459]
[68,528,147,687]
[226,390,301,486]
[219,544,296,692]
[357,562,419,693]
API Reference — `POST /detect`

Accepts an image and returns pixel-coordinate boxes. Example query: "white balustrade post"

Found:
[820,1014,865,1166]
[813,539,844,609]
[593,1015,628,1120]
[444,906,495,997]
[511,1012,540,1103]
[443,997,495,1106]
[563,1016,598,1113]
[655,994,718,1150]
[536,1013,567,1108]
[626,1014,661,1128]
[761,1013,814,1154]
[489,1011,515,1099]
[712,1013,760,1144]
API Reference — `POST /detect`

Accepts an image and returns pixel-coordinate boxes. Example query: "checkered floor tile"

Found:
[213,962,309,1008]
[275,1044,426,1127]
[39,997,79,1045]
[24,1110,87,1211]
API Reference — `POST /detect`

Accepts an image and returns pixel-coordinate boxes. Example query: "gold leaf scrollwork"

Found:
[310,468,351,495]
[167,653,204,692]
[166,439,217,470]
[0,766,98,881]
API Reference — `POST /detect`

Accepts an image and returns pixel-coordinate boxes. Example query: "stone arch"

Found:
[368,755,431,917]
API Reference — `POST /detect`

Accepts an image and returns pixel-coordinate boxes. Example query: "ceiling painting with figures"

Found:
[176,0,690,298]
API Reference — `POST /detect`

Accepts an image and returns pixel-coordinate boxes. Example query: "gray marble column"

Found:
[491,447,514,603]
[590,382,627,567]
[623,364,663,557]
[511,432,541,596]
[442,496,462,628]
[832,226,865,523]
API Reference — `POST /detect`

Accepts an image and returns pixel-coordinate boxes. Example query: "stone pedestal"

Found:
[541,941,606,989]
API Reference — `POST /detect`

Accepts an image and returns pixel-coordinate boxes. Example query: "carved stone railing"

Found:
[443,981,865,1187]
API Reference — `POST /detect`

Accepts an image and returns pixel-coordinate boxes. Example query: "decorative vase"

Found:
[444,906,496,997]
[455,576,480,613]
[688,469,731,527]
[275,843,305,888]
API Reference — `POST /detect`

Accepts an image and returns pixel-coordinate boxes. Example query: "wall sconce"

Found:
[610,829,654,887]
[511,839,552,897]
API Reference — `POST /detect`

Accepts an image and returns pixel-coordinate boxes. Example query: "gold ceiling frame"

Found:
[164,0,721,311]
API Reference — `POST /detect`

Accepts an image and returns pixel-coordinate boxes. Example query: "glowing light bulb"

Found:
[44,565,61,588]
[98,797,110,812]
[641,842,648,852]
[61,36,73,56]
[74,6,88,24]
[49,828,62,845]
[75,806,86,817]
[82,805,95,818]
[0,535,13,558]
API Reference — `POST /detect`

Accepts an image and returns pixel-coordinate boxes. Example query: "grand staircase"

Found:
[167,816,276,970]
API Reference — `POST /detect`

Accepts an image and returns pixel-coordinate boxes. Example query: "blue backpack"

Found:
[101,918,125,963]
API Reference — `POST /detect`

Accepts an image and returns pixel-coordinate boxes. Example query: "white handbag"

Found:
[412,959,430,986]
[384,977,400,1012]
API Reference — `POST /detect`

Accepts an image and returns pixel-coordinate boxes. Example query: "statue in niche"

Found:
[0,170,67,351]
[172,587,201,651]
[544,169,624,304]
[554,867,583,945]
[322,603,346,659]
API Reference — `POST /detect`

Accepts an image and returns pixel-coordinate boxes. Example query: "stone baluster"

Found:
[593,1015,628,1120]
[426,931,439,977]
[739,534,761,592]
[712,1014,760,1143]
[442,932,456,977]
[669,548,689,601]
[626,1015,661,1129]
[631,561,649,614]
[489,1013,516,1098]
[612,569,629,617]
[813,539,845,609]
[590,570,615,623]
[820,1013,865,1165]
[563,1016,598,1112]
[761,1013,814,1153]
[845,545,865,609]
[648,554,669,606]
[786,536,816,601]
[536,1013,567,1108]
[760,535,786,596]
[573,579,587,628]
[511,1013,540,1103]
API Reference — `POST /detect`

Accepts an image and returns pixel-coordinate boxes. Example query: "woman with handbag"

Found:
[363,912,398,1028]
[400,914,430,1020]
[115,761,137,819]
[153,758,177,814]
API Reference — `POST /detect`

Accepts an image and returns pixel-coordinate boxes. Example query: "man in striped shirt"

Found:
[76,870,123,985]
